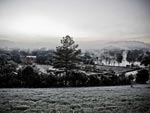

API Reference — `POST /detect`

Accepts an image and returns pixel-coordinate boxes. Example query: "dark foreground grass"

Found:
[0,84,150,113]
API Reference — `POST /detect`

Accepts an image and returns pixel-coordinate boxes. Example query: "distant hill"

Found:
[0,39,150,51]
[103,41,150,50]
[0,39,15,49]
[0,39,57,50]
[79,40,150,51]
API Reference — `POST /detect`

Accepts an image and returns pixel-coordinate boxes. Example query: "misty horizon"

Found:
[0,0,150,45]
[0,38,150,50]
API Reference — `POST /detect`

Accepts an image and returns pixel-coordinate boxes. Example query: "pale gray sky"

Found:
[0,0,150,43]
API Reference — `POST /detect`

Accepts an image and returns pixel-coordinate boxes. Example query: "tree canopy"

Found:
[53,35,81,86]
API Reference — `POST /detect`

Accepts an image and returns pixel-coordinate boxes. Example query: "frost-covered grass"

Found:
[0,85,150,113]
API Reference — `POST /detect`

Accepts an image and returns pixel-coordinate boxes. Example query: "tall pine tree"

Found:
[53,35,81,86]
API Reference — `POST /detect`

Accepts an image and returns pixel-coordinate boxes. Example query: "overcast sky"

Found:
[0,0,149,44]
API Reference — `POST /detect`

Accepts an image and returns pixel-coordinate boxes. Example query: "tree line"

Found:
[0,35,150,87]
[0,62,149,88]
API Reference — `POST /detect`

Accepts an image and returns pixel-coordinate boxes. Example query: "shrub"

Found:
[136,69,149,84]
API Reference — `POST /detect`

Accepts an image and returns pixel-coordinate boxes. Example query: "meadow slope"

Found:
[0,85,150,113]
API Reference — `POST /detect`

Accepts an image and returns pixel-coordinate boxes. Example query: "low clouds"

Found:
[0,0,149,44]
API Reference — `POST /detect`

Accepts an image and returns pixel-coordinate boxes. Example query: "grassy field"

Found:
[0,85,150,113]
[36,64,134,74]
[96,65,137,74]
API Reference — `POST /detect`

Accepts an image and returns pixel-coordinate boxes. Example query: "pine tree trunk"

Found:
[65,68,68,86]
